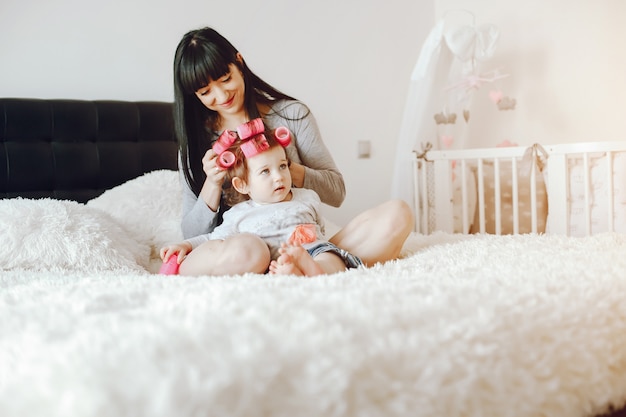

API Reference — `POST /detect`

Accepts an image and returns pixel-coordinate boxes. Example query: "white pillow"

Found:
[87,170,184,259]
[0,198,150,272]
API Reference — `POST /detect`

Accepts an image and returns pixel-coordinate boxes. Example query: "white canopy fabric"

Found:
[391,11,501,209]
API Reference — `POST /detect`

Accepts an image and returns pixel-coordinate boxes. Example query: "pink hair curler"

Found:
[237,118,264,140]
[216,150,236,169]
[240,134,270,158]
[213,130,238,155]
[159,254,180,275]
[274,126,291,147]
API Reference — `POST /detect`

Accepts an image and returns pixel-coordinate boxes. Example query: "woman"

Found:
[173,26,413,275]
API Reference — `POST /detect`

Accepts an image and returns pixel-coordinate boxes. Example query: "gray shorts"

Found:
[306,241,364,269]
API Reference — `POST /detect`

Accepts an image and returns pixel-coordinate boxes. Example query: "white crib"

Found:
[413,141,626,236]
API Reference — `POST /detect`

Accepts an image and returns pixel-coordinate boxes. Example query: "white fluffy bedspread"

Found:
[2,172,626,417]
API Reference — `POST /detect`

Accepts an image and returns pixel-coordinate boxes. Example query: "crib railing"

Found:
[413,141,626,236]
[543,141,626,236]
[413,145,537,235]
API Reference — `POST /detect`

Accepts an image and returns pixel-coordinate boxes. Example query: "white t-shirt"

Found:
[185,188,325,260]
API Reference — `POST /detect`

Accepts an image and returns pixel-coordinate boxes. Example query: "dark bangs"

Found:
[178,42,234,94]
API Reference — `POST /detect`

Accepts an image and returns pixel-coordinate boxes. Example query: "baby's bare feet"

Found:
[281,243,325,277]
[269,253,304,276]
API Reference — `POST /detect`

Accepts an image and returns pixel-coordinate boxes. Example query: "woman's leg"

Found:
[179,233,271,276]
[329,199,414,267]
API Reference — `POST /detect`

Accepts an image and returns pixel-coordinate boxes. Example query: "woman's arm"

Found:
[269,101,346,207]
[180,168,220,239]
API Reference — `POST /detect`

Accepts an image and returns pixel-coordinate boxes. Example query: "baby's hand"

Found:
[159,242,192,264]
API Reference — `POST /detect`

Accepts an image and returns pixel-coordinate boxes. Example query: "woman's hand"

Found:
[202,149,227,186]
[160,242,193,264]
[289,160,305,188]
[199,149,228,211]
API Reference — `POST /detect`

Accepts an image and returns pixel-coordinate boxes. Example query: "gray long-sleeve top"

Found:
[180,100,345,239]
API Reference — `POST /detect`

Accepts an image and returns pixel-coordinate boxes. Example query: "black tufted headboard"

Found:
[0,98,178,202]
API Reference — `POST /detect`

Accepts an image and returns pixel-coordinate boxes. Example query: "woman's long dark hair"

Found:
[173,27,297,197]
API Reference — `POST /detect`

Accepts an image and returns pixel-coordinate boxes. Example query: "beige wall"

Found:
[1,0,624,225]
[0,0,432,226]
[435,0,626,148]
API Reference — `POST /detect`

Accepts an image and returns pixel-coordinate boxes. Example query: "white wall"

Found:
[2,1,624,225]
[434,0,626,148]
[0,0,432,226]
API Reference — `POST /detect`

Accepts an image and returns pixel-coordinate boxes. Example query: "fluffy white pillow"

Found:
[0,198,150,273]
[87,170,183,261]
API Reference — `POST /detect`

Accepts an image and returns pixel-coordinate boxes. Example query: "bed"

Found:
[2,98,626,417]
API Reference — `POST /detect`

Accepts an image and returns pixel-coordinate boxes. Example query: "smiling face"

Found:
[194,63,246,121]
[233,145,292,204]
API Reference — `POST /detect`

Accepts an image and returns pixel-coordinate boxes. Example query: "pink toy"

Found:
[159,254,180,275]
[289,224,317,245]
[213,130,237,154]
[274,126,291,147]
[240,134,270,158]
[217,150,236,168]
[237,118,264,139]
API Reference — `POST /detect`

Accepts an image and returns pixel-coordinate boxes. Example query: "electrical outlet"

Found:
[357,140,371,159]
